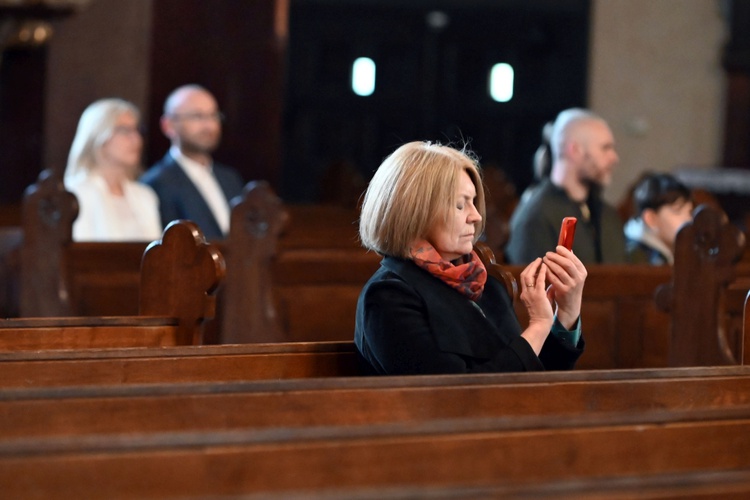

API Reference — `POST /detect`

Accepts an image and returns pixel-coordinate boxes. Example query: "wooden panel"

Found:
[576,301,616,369]
[3,371,750,441]
[0,322,179,352]
[275,285,362,341]
[2,408,750,498]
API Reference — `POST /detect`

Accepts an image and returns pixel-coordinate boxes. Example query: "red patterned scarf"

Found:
[410,240,487,301]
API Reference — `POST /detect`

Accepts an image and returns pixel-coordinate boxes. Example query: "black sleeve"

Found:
[141,174,180,229]
[538,333,585,370]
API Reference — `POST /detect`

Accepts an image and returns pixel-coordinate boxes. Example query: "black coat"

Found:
[354,256,584,375]
[141,154,244,240]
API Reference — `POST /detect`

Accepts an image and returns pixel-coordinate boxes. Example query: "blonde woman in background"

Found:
[64,98,162,241]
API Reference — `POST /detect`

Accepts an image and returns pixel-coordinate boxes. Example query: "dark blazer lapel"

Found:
[213,163,244,203]
[165,156,224,238]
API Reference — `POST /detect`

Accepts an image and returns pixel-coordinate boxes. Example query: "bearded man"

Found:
[506,108,626,264]
[141,84,244,240]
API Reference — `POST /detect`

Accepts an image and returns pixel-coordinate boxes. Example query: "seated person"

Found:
[141,84,244,240]
[624,173,694,265]
[354,141,587,375]
[64,98,162,242]
[506,108,626,264]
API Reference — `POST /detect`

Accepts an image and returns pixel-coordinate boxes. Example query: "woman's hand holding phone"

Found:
[544,216,586,329]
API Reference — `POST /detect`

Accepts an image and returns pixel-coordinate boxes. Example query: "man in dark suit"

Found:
[141,84,244,240]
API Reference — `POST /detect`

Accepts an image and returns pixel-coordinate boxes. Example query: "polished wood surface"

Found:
[5,219,224,350]
[2,405,750,498]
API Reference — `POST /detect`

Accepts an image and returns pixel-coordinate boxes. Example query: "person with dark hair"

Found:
[355,141,586,375]
[624,173,694,265]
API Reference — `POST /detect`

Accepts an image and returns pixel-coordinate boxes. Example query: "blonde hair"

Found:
[359,141,486,258]
[64,98,140,181]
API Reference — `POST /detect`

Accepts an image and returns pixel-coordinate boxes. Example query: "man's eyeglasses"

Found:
[168,112,225,123]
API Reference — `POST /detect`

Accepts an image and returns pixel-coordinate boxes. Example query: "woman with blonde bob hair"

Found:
[355,141,587,375]
[65,98,162,241]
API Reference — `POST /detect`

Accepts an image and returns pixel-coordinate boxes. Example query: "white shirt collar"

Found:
[167,145,231,236]
[169,145,213,173]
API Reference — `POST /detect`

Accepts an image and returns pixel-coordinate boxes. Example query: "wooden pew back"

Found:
[4,219,225,350]
[139,219,226,345]
[506,263,672,369]
[19,169,77,317]
[655,204,747,365]
[17,175,748,369]
[221,180,288,343]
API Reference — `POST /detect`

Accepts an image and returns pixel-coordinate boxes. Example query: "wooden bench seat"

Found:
[2,405,750,498]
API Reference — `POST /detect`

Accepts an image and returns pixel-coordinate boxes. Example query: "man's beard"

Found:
[181,136,219,156]
[580,153,609,189]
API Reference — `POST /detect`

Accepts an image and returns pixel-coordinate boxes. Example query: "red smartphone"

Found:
[557,217,577,250]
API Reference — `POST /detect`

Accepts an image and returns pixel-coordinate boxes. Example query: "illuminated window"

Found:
[352,57,376,96]
[489,63,514,102]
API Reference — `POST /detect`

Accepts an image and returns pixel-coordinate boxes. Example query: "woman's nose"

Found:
[468,205,482,222]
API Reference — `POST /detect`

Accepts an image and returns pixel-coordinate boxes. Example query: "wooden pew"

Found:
[221,180,287,343]
[2,404,750,498]
[16,172,746,369]
[0,266,669,386]
[0,278,741,389]
[2,219,224,350]
[8,179,750,498]
[1,200,747,494]
[654,204,747,365]
[2,366,750,440]
[17,171,374,343]
[19,169,78,317]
